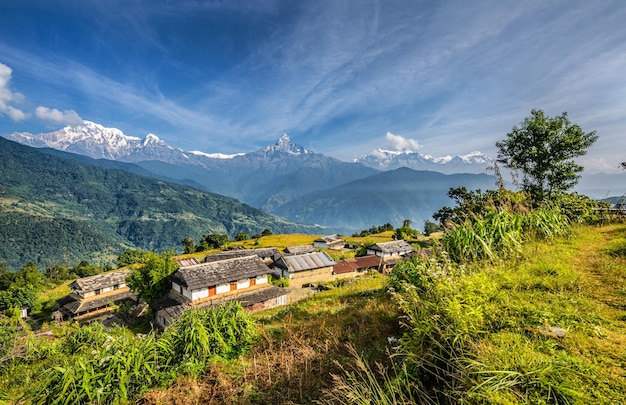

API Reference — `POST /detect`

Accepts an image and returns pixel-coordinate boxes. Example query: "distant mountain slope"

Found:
[274,167,497,230]
[3,124,379,210]
[135,135,380,210]
[0,137,325,270]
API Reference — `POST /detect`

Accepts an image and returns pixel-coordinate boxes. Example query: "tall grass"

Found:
[442,206,570,264]
[27,302,256,404]
[326,198,621,404]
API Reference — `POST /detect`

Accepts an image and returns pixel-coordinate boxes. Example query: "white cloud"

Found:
[385,132,422,151]
[35,106,84,126]
[0,62,28,122]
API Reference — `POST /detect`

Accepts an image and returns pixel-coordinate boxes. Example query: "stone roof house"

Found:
[366,240,414,258]
[152,255,286,328]
[57,269,137,321]
[205,247,280,263]
[313,234,345,250]
[283,245,316,256]
[271,251,336,288]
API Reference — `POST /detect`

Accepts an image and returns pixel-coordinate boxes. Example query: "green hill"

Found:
[0,137,324,270]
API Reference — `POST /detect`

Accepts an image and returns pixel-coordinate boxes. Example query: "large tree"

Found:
[126,251,177,303]
[496,109,598,200]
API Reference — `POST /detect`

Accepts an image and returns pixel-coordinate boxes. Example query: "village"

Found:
[53,235,427,328]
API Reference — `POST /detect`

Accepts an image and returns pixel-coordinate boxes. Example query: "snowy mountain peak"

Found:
[2,121,186,162]
[261,133,310,155]
[139,133,168,148]
[357,148,490,174]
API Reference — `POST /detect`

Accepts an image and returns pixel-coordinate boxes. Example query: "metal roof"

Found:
[280,251,336,272]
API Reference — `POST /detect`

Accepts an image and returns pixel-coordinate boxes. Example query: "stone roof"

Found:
[169,255,271,290]
[204,248,280,263]
[283,245,316,255]
[69,269,131,294]
[273,251,336,273]
[333,255,383,274]
[368,240,414,254]
[152,286,286,326]
[58,290,137,315]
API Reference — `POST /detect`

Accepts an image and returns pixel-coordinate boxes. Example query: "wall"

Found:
[288,266,333,288]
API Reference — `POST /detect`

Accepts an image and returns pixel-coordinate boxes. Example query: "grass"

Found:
[6,225,626,404]
[140,273,401,404]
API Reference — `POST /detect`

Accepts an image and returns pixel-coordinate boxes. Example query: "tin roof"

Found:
[176,257,201,267]
[277,251,336,273]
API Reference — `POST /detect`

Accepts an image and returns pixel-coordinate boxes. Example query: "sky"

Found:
[1,0,626,173]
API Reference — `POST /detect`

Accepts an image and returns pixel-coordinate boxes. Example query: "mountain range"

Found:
[0,136,325,270]
[1,123,504,233]
[2,123,503,227]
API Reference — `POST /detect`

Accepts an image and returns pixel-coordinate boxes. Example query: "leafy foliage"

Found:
[196,233,230,251]
[117,249,149,268]
[26,303,257,404]
[496,109,598,200]
[125,251,177,303]
[161,302,257,362]
[235,231,250,241]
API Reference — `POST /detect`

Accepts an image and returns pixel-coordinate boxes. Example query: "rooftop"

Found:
[169,255,271,290]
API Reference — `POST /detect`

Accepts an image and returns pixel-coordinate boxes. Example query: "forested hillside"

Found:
[0,137,324,269]
[274,167,497,229]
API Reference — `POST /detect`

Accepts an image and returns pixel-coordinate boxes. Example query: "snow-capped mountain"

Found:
[2,121,189,163]
[356,148,491,174]
[259,133,310,156]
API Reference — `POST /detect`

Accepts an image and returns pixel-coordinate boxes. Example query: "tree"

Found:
[235,232,250,241]
[394,220,419,240]
[126,251,177,303]
[117,250,148,268]
[181,237,196,254]
[496,109,598,200]
[200,233,230,249]
[423,220,441,236]
[261,228,272,237]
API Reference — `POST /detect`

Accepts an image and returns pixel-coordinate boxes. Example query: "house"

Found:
[366,240,414,258]
[152,255,287,328]
[332,255,383,280]
[205,247,281,264]
[270,251,336,288]
[57,269,137,321]
[283,245,316,256]
[313,234,345,250]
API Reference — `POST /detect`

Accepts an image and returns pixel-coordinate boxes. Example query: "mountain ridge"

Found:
[0,137,327,270]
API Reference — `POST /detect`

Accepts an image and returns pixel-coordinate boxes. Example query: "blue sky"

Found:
[1,0,625,173]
